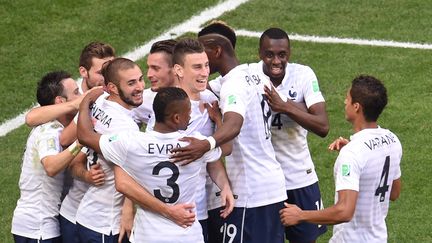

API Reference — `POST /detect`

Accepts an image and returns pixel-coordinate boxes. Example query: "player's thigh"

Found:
[243,202,285,243]
[13,235,61,243]
[59,215,80,243]
[285,182,327,242]
[208,206,244,243]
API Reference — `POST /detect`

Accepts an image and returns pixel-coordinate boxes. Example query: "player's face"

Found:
[147,52,176,91]
[178,99,191,131]
[84,57,115,90]
[61,78,80,102]
[259,36,290,82]
[117,65,145,108]
[198,37,218,75]
[344,88,356,122]
[178,52,210,96]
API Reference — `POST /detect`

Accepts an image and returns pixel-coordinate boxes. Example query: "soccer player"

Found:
[22,42,114,243]
[172,22,287,243]
[132,39,179,125]
[171,38,234,242]
[74,57,144,243]
[280,75,402,243]
[25,41,116,143]
[11,71,82,243]
[77,87,225,242]
[256,27,329,243]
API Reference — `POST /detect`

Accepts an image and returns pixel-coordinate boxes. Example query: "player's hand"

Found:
[279,202,302,226]
[328,136,349,151]
[170,137,210,165]
[204,101,222,124]
[81,86,104,108]
[264,83,287,113]
[86,163,105,186]
[166,203,196,228]
[118,200,134,243]
[219,187,235,219]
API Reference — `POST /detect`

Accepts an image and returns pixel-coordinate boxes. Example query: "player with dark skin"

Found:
[261,33,329,138]
[171,34,242,163]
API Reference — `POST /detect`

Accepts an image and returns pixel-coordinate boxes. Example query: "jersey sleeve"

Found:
[37,124,63,160]
[301,66,325,108]
[334,147,362,192]
[99,132,129,167]
[219,79,247,118]
[202,147,222,163]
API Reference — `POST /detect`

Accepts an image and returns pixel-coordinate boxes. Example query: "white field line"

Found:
[0,0,250,137]
[235,29,432,50]
[2,4,432,137]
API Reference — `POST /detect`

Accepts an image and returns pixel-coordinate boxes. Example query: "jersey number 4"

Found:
[375,156,390,202]
[152,161,180,203]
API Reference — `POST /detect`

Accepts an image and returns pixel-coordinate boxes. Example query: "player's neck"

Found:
[353,119,378,133]
[153,122,177,134]
[81,79,89,93]
[219,57,240,76]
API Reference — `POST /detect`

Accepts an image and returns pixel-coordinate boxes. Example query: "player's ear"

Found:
[106,82,118,95]
[173,64,183,79]
[79,66,88,79]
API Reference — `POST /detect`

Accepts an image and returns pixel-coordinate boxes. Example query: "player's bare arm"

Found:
[264,84,329,137]
[77,87,104,154]
[114,166,196,228]
[171,111,242,164]
[205,101,233,156]
[328,136,350,151]
[69,151,105,186]
[25,99,81,127]
[390,178,401,201]
[206,160,234,218]
[41,140,83,177]
[59,121,78,147]
[119,197,134,242]
[280,189,358,226]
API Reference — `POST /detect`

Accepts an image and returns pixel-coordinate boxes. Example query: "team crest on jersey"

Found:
[108,134,119,142]
[341,164,350,176]
[47,138,56,150]
[312,80,320,92]
[50,123,62,129]
[228,95,237,105]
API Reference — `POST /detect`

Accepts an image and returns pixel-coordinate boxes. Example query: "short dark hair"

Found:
[36,71,72,106]
[79,42,115,70]
[350,75,388,122]
[173,38,205,66]
[153,87,189,123]
[101,57,137,86]
[150,39,177,67]
[198,20,236,48]
[259,27,290,48]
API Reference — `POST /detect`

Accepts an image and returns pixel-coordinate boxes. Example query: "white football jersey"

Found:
[212,64,286,208]
[131,88,156,124]
[12,121,65,239]
[75,95,139,235]
[330,127,402,243]
[250,61,325,189]
[99,130,221,242]
[146,90,218,220]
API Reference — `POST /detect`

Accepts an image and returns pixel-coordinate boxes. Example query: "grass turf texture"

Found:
[1,0,432,242]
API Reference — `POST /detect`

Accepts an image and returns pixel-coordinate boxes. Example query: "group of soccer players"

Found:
[12,20,402,243]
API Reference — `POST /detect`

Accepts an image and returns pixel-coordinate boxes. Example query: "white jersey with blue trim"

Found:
[214,64,286,208]
[251,61,325,190]
[76,95,138,235]
[100,130,221,242]
[12,121,65,240]
[331,127,402,243]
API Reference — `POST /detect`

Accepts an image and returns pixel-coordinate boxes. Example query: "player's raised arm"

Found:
[77,87,104,154]
[113,166,196,228]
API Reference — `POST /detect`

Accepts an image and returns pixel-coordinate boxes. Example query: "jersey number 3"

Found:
[375,156,390,202]
[152,161,180,203]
